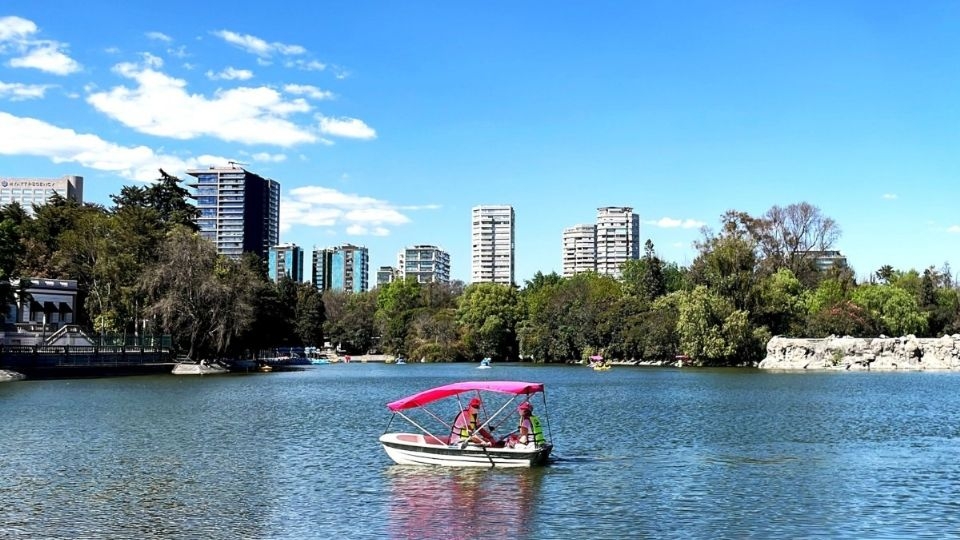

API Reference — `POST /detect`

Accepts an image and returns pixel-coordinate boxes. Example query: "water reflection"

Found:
[384,466,542,539]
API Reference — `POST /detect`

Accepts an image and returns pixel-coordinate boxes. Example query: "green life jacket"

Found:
[519,415,546,446]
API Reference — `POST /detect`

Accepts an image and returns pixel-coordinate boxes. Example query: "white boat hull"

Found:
[379,433,552,468]
[171,362,229,375]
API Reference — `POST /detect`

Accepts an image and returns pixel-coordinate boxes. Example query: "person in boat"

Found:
[452,397,496,445]
[507,401,545,449]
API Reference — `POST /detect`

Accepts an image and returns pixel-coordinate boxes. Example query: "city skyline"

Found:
[2,3,960,284]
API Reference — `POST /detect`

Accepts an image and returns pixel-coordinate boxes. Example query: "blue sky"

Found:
[1,2,959,284]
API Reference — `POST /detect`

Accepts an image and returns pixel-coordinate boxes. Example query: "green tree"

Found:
[689,211,760,313]
[0,202,28,280]
[457,282,523,360]
[757,202,841,285]
[295,283,325,346]
[140,228,257,359]
[621,240,667,303]
[851,283,928,336]
[375,277,422,355]
[676,285,755,365]
[754,268,806,336]
[406,307,461,361]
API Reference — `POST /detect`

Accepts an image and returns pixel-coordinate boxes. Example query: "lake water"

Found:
[2,363,960,539]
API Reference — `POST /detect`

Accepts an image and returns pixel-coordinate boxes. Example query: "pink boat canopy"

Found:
[387,381,545,412]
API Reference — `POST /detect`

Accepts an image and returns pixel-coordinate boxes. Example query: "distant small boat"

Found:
[588,355,611,371]
[172,360,229,375]
[396,356,407,365]
[478,357,492,369]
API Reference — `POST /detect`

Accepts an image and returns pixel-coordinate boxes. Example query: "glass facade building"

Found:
[313,244,369,293]
[268,243,304,282]
[186,165,280,260]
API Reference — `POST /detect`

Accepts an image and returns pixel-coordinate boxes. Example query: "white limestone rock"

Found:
[760,335,960,371]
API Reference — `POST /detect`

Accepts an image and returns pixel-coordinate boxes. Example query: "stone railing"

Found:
[760,335,960,370]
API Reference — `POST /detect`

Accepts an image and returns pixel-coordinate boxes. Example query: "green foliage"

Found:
[621,240,667,302]
[676,285,754,366]
[457,282,523,359]
[754,268,807,336]
[806,300,876,337]
[689,212,760,313]
[851,284,928,336]
[375,277,422,354]
[295,284,325,346]
[517,272,620,362]
[140,227,258,359]
[323,290,379,354]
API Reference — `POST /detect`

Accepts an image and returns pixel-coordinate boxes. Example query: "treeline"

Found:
[2,177,958,366]
[0,172,323,360]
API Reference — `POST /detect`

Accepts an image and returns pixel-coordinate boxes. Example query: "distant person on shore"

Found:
[452,397,495,445]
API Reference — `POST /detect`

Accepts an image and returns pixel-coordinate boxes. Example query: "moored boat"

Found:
[379,380,554,468]
[172,360,229,375]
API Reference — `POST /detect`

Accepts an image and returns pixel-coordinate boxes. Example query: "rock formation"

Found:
[760,335,960,370]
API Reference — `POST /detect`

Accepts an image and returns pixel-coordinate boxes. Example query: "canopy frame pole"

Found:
[393,410,441,441]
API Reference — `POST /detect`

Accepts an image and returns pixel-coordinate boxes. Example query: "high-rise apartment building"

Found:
[471,205,515,286]
[376,266,398,288]
[186,165,280,260]
[268,243,304,282]
[399,245,450,284]
[313,244,369,293]
[595,207,640,278]
[0,175,83,214]
[562,224,597,277]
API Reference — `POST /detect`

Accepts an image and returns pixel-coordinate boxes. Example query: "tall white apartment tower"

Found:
[471,205,515,286]
[562,224,597,277]
[595,206,640,279]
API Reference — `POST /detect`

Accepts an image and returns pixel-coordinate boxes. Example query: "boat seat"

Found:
[423,435,451,445]
[396,433,452,446]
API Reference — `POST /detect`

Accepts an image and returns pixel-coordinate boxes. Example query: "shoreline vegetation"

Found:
[3,183,960,372]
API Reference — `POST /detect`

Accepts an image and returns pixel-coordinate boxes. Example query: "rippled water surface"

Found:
[3,364,960,539]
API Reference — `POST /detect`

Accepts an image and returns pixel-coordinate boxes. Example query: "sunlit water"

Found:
[2,363,960,539]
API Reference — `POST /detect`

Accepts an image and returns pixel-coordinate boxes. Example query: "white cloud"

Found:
[882,193,897,200]
[8,41,80,75]
[286,59,326,71]
[0,16,81,75]
[206,67,254,81]
[146,31,172,42]
[346,224,390,236]
[250,152,286,162]
[212,30,305,57]
[0,16,36,41]
[0,81,52,100]
[317,115,376,139]
[281,185,413,237]
[647,217,705,229]
[948,225,960,234]
[0,111,229,181]
[167,45,189,59]
[399,204,442,210]
[87,58,317,146]
[284,84,333,100]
